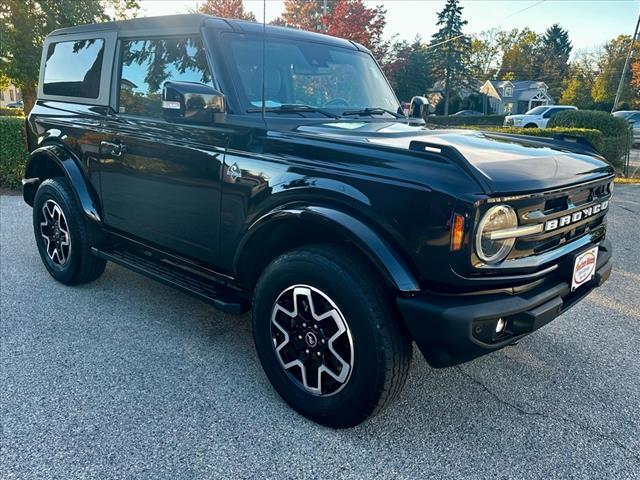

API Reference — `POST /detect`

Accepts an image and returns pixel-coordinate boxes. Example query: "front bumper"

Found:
[397,240,612,368]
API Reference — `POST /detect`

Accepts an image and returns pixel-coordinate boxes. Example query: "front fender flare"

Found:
[235,205,420,293]
[23,145,101,222]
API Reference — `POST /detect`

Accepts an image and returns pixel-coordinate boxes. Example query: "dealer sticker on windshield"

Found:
[571,246,598,292]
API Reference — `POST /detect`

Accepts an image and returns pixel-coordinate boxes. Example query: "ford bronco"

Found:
[24,15,613,428]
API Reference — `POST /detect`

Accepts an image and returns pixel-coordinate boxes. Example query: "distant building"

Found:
[0,84,22,107]
[480,80,552,115]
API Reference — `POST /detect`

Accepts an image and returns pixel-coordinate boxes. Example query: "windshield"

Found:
[525,106,548,115]
[224,34,400,116]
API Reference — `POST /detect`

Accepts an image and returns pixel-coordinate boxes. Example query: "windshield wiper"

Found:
[246,104,340,119]
[342,107,404,119]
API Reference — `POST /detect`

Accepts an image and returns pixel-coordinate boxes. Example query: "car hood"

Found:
[294,121,613,194]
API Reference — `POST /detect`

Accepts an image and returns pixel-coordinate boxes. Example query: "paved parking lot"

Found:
[1,186,639,480]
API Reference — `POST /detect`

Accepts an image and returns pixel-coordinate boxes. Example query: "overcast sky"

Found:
[140,0,638,51]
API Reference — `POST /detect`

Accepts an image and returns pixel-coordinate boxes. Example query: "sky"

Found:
[140,0,638,51]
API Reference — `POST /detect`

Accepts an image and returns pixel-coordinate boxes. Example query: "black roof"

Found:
[48,14,360,50]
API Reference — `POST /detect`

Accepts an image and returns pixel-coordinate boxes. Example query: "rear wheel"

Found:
[252,244,412,428]
[33,178,106,285]
[524,123,537,128]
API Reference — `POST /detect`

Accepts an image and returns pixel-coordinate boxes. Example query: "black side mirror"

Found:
[409,96,430,119]
[162,81,225,124]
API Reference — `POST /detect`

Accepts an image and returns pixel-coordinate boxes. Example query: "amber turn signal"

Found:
[451,213,465,251]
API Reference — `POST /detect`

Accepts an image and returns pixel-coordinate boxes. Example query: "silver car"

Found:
[613,110,640,146]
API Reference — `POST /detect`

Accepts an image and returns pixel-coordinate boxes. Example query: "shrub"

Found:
[0,107,24,117]
[547,109,629,137]
[425,114,506,127]
[547,110,631,167]
[0,116,28,188]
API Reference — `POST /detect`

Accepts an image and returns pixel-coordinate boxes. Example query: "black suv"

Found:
[24,14,613,427]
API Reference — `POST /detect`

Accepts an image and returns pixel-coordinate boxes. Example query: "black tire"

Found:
[524,123,537,128]
[33,177,106,285]
[252,244,412,428]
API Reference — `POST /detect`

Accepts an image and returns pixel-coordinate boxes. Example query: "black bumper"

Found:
[397,240,612,368]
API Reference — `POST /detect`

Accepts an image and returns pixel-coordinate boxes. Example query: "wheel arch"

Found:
[23,144,102,223]
[234,205,420,294]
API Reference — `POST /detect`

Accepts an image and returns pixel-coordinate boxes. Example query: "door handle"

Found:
[100,140,127,157]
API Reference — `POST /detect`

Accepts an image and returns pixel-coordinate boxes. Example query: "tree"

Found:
[323,0,387,58]
[496,28,543,80]
[274,0,335,32]
[592,35,638,110]
[197,0,255,21]
[429,0,471,115]
[539,24,572,99]
[386,37,432,101]
[0,0,139,113]
[559,47,601,108]
[468,28,501,82]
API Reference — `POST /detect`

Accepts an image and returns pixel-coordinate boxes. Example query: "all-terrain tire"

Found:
[33,177,106,285]
[252,244,412,428]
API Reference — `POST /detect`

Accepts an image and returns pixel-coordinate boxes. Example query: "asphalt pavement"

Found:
[1,187,639,480]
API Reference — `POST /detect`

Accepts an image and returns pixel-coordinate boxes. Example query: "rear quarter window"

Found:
[43,39,105,98]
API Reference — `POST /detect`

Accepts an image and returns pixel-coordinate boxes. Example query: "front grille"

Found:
[509,178,612,260]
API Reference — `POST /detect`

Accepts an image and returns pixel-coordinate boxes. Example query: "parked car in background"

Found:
[5,100,23,109]
[613,110,640,146]
[504,105,578,128]
[452,109,484,116]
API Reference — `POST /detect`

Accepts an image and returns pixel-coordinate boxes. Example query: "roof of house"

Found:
[483,80,550,101]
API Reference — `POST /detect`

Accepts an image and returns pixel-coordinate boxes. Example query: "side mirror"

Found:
[162,81,225,124]
[409,96,430,119]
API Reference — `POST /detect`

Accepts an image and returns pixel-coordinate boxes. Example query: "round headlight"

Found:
[476,205,517,264]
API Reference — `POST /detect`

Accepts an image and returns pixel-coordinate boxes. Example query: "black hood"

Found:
[295,121,613,194]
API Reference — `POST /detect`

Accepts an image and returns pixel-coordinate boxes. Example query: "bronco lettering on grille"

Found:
[544,200,608,232]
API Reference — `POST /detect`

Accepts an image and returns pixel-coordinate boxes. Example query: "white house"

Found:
[480,80,553,115]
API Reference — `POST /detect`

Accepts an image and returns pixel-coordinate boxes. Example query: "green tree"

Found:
[386,37,432,101]
[0,0,139,113]
[496,28,543,80]
[592,35,638,110]
[539,24,572,99]
[468,28,501,82]
[429,0,470,115]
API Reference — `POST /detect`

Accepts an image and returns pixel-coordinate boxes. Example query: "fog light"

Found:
[495,317,507,334]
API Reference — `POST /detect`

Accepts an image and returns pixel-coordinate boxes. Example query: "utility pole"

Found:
[612,11,640,113]
[322,0,328,32]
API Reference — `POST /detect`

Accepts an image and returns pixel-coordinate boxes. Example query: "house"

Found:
[0,84,22,107]
[480,80,553,115]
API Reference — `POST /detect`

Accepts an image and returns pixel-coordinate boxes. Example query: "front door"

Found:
[99,36,225,265]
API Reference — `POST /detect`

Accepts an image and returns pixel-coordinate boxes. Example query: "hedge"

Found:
[547,110,631,167]
[0,116,28,188]
[425,114,506,127]
[0,107,24,117]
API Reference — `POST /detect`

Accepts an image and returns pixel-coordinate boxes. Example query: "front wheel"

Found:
[252,244,412,428]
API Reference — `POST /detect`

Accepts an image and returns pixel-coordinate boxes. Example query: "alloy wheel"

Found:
[270,285,354,396]
[40,199,71,266]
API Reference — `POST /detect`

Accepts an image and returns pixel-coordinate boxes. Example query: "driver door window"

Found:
[119,37,213,118]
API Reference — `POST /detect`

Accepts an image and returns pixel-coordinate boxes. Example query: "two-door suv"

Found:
[24,15,613,427]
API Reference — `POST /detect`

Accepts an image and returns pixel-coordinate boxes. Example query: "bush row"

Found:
[425,114,506,126]
[0,117,28,188]
[0,107,25,117]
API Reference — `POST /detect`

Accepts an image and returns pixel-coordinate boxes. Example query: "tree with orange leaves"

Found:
[198,0,256,21]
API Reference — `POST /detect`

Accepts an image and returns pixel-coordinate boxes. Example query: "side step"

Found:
[91,247,250,314]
